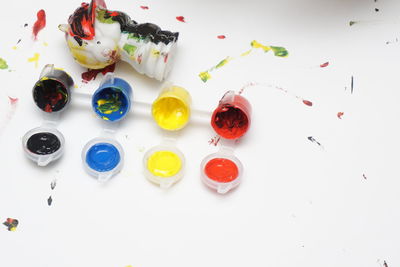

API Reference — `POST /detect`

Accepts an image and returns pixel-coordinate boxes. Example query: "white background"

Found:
[0,0,400,266]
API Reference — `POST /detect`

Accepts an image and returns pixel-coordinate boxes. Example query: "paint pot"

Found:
[200,149,243,194]
[152,85,191,130]
[92,74,132,121]
[32,64,74,113]
[22,126,65,166]
[211,91,252,140]
[143,141,185,188]
[82,137,124,181]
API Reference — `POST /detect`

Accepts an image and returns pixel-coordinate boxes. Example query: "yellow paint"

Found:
[151,49,160,57]
[28,53,40,68]
[12,46,17,50]
[147,151,182,177]
[240,49,252,56]
[152,86,191,130]
[43,41,48,46]
[250,40,271,52]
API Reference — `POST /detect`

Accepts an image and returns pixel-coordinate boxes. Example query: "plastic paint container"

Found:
[92,76,132,121]
[143,140,185,188]
[82,137,124,181]
[211,91,252,140]
[151,85,191,130]
[200,148,243,194]
[32,65,74,113]
[23,64,74,166]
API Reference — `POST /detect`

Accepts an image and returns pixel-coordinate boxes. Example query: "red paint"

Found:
[208,136,221,146]
[164,53,169,63]
[320,62,329,68]
[140,6,149,10]
[8,96,18,105]
[205,158,239,183]
[109,11,119,16]
[217,35,226,39]
[32,9,46,40]
[176,16,186,22]
[337,112,344,119]
[303,100,313,106]
[211,93,251,139]
[81,63,116,83]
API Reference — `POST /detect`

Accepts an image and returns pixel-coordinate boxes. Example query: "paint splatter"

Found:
[320,62,329,68]
[0,58,8,69]
[307,136,323,148]
[28,53,40,68]
[47,196,53,206]
[383,261,388,267]
[363,174,367,180]
[386,38,398,45]
[8,97,18,105]
[50,179,57,190]
[217,35,226,39]
[337,112,344,119]
[32,9,46,40]
[375,8,379,12]
[199,40,288,82]
[82,63,116,83]
[349,21,356,26]
[16,39,21,45]
[208,136,221,146]
[140,6,149,10]
[302,100,313,106]
[24,23,28,27]
[3,218,19,231]
[351,76,354,94]
[176,16,185,22]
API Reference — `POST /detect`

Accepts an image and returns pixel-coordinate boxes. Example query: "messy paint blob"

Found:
[140,6,149,10]
[337,112,344,119]
[147,150,182,177]
[81,63,115,83]
[205,158,239,183]
[47,196,53,206]
[27,132,61,155]
[176,16,185,22]
[3,218,19,231]
[8,97,18,105]
[86,143,121,172]
[303,100,313,106]
[33,78,69,112]
[0,58,8,69]
[28,53,40,68]
[320,62,329,68]
[217,35,226,39]
[92,87,128,121]
[33,9,46,40]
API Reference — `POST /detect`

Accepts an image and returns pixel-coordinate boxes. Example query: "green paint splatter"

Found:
[199,71,211,82]
[96,9,117,24]
[97,94,122,114]
[0,58,8,69]
[123,44,137,56]
[215,57,231,69]
[270,46,289,57]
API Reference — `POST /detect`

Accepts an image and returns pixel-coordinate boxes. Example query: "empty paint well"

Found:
[143,143,185,188]
[201,151,243,194]
[82,138,124,181]
[152,85,191,130]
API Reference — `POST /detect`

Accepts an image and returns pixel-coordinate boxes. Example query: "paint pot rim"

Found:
[151,95,191,131]
[211,104,250,140]
[32,77,71,113]
[82,137,124,182]
[143,143,185,188]
[22,126,65,166]
[200,152,243,194]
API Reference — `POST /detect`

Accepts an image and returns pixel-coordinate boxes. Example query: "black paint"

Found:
[33,79,69,112]
[27,132,61,155]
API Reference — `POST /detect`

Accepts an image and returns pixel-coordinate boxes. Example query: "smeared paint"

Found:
[363,174,367,180]
[3,218,19,231]
[320,62,329,68]
[199,40,288,82]
[96,94,122,114]
[217,35,226,39]
[337,112,344,119]
[351,76,354,94]
[303,100,313,106]
[47,196,53,206]
[140,6,149,10]
[383,261,388,267]
[208,135,221,146]
[349,21,356,26]
[0,58,8,69]
[8,97,18,105]
[82,63,115,83]
[33,9,46,40]
[307,136,323,148]
[176,16,185,22]
[28,53,40,68]
[51,179,57,190]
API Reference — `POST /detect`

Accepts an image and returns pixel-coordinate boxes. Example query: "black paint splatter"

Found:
[16,39,21,45]
[375,8,379,12]
[351,76,354,94]
[307,136,323,147]
[383,261,388,267]
[3,218,19,231]
[363,174,367,180]
[24,23,28,27]
[47,196,53,206]
[51,179,57,190]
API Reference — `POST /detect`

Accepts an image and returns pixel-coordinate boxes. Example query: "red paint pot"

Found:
[211,91,252,139]
[200,151,243,194]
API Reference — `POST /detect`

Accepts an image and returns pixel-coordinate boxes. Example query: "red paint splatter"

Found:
[205,158,239,183]
[337,112,344,119]
[32,9,46,40]
[109,11,119,16]
[217,35,226,39]
[302,100,313,106]
[208,136,221,146]
[176,16,186,23]
[137,54,143,64]
[81,63,116,83]
[164,53,169,63]
[8,97,18,105]
[140,6,149,10]
[320,62,329,68]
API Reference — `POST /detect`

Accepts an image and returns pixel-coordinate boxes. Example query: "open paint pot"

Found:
[82,137,124,182]
[200,148,243,194]
[92,75,132,121]
[151,85,191,131]
[32,64,74,113]
[211,91,252,140]
[143,141,185,188]
[22,126,65,166]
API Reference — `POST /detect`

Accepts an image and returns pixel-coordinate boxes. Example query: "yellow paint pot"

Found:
[151,85,191,131]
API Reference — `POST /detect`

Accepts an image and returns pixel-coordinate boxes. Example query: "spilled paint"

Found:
[217,35,226,39]
[33,9,46,40]
[140,6,149,10]
[28,53,40,68]
[337,112,344,119]
[320,62,329,68]
[82,63,115,83]
[47,196,53,206]
[0,58,8,69]
[307,136,323,148]
[302,100,313,106]
[176,16,185,22]
[3,218,19,231]
[51,179,57,190]
[199,40,288,82]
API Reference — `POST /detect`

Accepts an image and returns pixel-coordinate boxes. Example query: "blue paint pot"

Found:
[92,77,132,121]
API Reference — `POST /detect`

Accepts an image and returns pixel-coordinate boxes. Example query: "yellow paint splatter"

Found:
[250,40,271,52]
[28,53,40,68]
[43,41,48,46]
[240,49,252,57]
[199,71,211,82]
[12,46,18,50]
[151,49,160,57]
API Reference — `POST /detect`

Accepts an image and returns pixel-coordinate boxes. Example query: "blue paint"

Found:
[92,77,132,121]
[85,143,121,172]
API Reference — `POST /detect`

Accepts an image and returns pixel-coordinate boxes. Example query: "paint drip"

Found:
[27,132,61,155]
[82,63,115,83]
[33,10,46,40]
[33,78,69,112]
[205,158,239,183]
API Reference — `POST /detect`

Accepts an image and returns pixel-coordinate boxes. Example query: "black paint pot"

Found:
[32,65,74,113]
[22,127,65,166]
